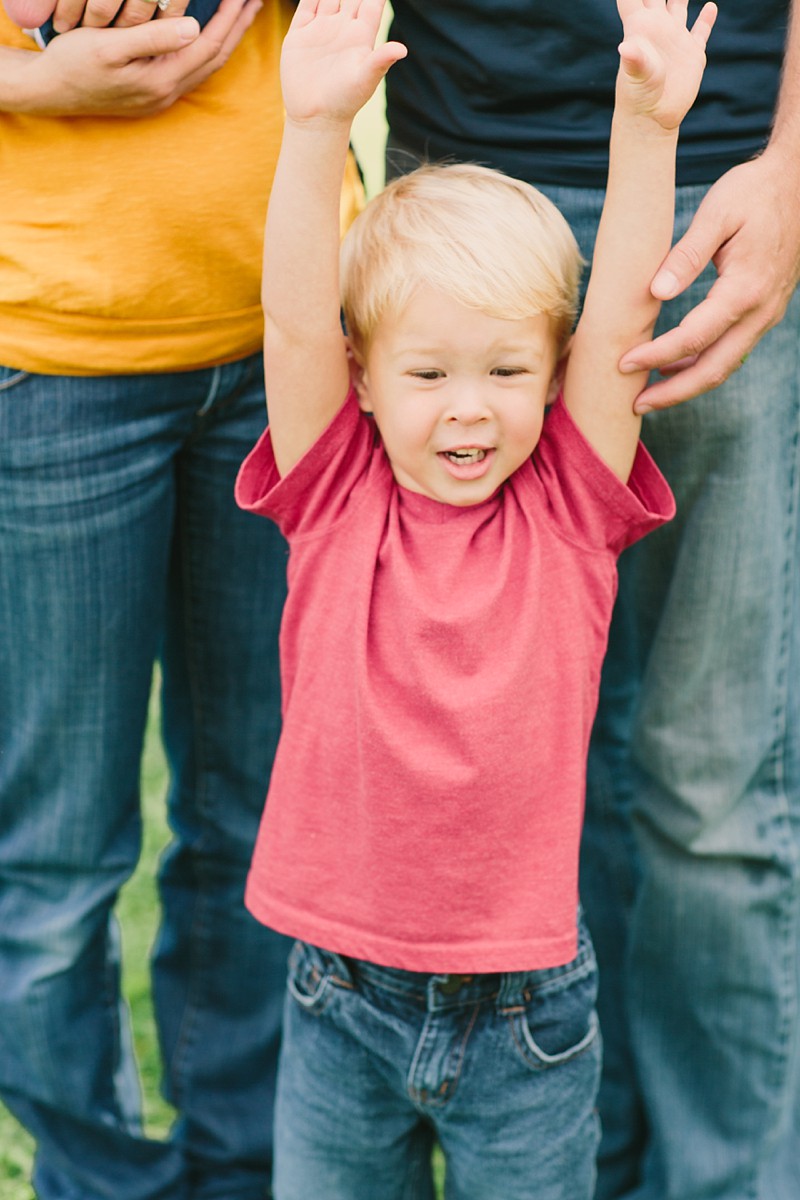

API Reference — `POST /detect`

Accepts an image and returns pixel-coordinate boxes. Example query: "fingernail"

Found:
[634,401,652,415]
[651,269,679,299]
[620,361,640,374]
[176,16,200,38]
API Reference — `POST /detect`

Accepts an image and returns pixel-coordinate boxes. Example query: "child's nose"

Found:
[444,385,491,424]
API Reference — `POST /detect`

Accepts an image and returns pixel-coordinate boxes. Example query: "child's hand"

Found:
[616,0,716,130]
[281,0,406,129]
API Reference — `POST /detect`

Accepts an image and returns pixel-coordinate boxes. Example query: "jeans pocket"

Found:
[286,941,343,1016]
[0,365,30,393]
[506,934,600,1071]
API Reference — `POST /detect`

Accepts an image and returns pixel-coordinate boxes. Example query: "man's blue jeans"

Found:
[0,355,290,1200]
[274,932,601,1200]
[538,182,800,1200]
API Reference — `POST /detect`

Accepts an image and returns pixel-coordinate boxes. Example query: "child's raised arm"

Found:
[264,0,405,477]
[563,0,716,481]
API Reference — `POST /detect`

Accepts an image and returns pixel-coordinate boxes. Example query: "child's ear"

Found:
[547,336,572,406]
[346,339,372,413]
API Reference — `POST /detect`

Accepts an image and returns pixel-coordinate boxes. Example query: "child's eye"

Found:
[491,367,528,377]
[410,369,445,381]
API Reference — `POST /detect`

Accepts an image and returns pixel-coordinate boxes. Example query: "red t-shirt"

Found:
[235,393,674,972]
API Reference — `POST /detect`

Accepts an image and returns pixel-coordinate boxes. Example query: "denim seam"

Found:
[750,365,800,1199]
[406,1013,436,1108]
[163,373,221,1108]
[438,1001,479,1103]
[287,971,333,1014]
[195,366,222,419]
[0,368,29,391]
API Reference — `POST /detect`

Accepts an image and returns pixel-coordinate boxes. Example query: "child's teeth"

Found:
[447,449,486,463]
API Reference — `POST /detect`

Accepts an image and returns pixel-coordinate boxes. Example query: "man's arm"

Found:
[623,2,800,410]
[263,0,405,477]
[563,0,715,481]
[0,0,258,117]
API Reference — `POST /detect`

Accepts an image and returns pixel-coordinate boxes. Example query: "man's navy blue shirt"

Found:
[386,0,789,187]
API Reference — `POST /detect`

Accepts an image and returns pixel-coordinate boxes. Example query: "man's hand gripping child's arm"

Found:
[563,0,716,482]
[264,0,406,478]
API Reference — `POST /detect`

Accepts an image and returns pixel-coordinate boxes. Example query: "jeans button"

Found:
[438,974,473,995]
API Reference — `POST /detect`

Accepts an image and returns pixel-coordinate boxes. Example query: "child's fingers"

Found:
[353,0,385,20]
[615,0,641,22]
[690,1,717,49]
[352,0,391,40]
[291,0,319,28]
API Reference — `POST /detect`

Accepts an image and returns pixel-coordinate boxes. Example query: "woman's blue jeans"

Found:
[0,354,290,1200]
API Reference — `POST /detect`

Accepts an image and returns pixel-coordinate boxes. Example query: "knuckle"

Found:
[673,241,706,276]
[704,365,730,391]
[121,4,157,25]
[202,32,224,54]
[97,41,121,65]
[85,0,121,19]
[678,331,708,359]
[153,79,176,104]
[735,282,765,314]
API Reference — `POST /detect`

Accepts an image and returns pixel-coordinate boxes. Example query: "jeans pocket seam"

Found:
[508,1008,599,1071]
[287,947,338,1014]
[0,368,29,392]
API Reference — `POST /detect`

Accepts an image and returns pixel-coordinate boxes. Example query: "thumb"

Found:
[372,39,407,76]
[618,36,658,85]
[112,15,200,61]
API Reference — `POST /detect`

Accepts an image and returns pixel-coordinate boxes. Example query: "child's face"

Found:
[355,285,559,507]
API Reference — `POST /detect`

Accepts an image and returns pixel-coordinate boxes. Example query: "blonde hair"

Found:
[341,162,583,354]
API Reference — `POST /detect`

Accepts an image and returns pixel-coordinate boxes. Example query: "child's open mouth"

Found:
[438,447,494,480]
[442,448,487,464]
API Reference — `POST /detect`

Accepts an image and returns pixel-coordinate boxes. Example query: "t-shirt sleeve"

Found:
[234,389,381,539]
[528,396,676,553]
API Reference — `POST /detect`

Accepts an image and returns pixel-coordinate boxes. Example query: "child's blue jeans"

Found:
[274,922,601,1199]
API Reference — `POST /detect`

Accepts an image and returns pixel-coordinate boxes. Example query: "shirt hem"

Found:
[245,888,578,974]
[0,307,263,376]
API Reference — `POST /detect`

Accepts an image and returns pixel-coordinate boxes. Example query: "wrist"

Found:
[611,102,680,145]
[614,72,687,137]
[283,112,355,140]
[760,135,800,190]
[0,46,55,114]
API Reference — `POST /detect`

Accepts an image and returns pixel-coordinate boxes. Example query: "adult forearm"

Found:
[767,0,800,159]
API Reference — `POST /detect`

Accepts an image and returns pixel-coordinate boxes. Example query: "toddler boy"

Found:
[236,0,716,1196]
